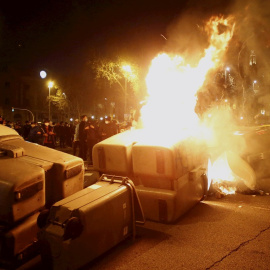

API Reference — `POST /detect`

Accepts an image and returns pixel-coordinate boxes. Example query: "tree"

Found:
[49,65,96,121]
[91,56,144,120]
[47,86,70,121]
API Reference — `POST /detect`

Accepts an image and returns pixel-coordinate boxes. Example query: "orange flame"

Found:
[139,16,234,147]
[208,150,256,195]
[208,154,237,194]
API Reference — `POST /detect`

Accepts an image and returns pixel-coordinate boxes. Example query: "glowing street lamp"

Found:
[225,67,230,86]
[48,81,54,120]
[122,65,132,73]
[253,80,257,92]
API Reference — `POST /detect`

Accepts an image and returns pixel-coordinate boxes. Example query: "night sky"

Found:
[0,0,235,72]
[0,0,188,72]
[1,0,269,91]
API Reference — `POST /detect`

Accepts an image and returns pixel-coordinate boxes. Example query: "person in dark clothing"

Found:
[99,116,118,141]
[53,122,61,147]
[86,119,98,164]
[59,121,66,148]
[28,122,44,145]
[65,122,72,147]
[22,121,31,140]
[14,122,23,136]
[79,115,88,161]
[5,121,12,128]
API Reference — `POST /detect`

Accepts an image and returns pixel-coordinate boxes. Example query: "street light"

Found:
[12,107,34,122]
[48,81,54,120]
[253,80,257,92]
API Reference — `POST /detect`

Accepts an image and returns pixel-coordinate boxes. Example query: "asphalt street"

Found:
[85,192,270,270]
[15,146,270,270]
[18,191,270,270]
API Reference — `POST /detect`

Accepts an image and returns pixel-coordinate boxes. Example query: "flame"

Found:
[208,153,237,195]
[137,16,237,193]
[208,148,257,195]
[209,153,235,182]
[218,186,236,195]
[139,16,234,147]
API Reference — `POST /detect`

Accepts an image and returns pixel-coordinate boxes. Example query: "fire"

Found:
[208,151,257,195]
[208,153,237,194]
[139,15,235,147]
[136,15,240,194]
[209,152,236,183]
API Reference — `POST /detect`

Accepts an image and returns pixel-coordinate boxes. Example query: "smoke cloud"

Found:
[159,0,270,190]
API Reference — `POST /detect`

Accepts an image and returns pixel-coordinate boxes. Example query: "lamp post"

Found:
[48,81,54,120]
[225,67,230,86]
[12,107,34,122]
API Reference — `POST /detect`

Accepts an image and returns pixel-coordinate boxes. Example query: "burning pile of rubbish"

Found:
[2,10,270,269]
[92,15,246,222]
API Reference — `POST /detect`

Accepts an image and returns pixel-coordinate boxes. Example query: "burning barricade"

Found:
[92,130,209,223]
[92,15,238,221]
[208,151,257,197]
[2,13,262,269]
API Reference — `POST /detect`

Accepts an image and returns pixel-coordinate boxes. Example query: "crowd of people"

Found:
[0,115,133,164]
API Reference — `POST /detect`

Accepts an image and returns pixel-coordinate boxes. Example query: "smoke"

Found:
[164,12,209,66]
[165,0,270,65]
[140,0,270,151]
[201,106,246,152]
[164,0,233,64]
[165,2,270,120]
